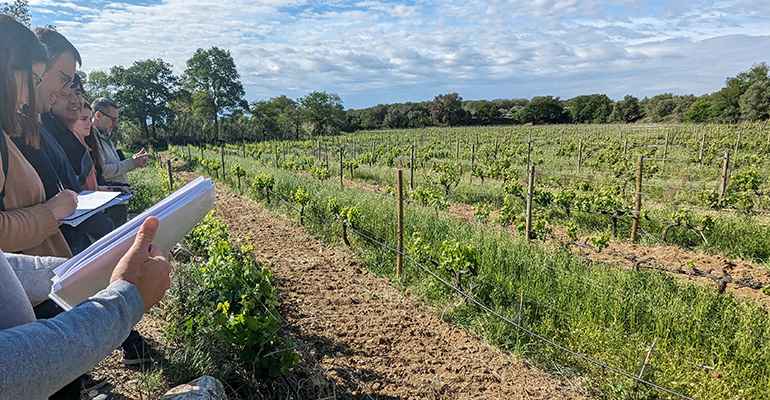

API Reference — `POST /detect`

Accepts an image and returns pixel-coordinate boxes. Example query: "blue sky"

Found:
[28,0,770,110]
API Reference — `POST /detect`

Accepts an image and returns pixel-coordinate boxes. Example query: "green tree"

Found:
[740,78,770,121]
[2,0,30,27]
[112,59,179,143]
[299,91,345,137]
[182,47,246,140]
[712,62,769,122]
[250,95,297,141]
[473,100,500,125]
[430,92,464,127]
[84,70,117,101]
[642,93,679,122]
[685,96,719,123]
[609,94,641,123]
[569,94,613,123]
[517,96,569,124]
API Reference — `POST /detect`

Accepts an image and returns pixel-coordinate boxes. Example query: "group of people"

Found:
[0,14,175,400]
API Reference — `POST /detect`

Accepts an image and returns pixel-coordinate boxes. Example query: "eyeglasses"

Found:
[50,63,74,90]
[98,110,119,124]
[31,70,43,88]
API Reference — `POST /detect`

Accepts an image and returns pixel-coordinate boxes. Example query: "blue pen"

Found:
[148,244,153,254]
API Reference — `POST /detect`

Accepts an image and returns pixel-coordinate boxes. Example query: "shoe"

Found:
[92,392,114,400]
[121,330,155,365]
[80,374,108,395]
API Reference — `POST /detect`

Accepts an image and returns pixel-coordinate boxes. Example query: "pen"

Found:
[56,180,65,192]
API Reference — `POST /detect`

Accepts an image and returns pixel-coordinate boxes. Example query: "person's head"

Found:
[0,14,48,147]
[91,97,119,134]
[72,101,92,139]
[50,74,84,128]
[34,27,82,114]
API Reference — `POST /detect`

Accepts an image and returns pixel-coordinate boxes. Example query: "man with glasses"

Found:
[91,97,149,227]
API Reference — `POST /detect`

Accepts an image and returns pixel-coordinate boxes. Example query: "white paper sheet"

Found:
[60,193,133,227]
[50,176,215,310]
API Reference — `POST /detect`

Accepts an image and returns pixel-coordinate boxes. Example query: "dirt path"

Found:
[191,173,588,399]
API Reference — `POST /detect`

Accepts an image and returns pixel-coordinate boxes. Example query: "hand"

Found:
[132,148,149,168]
[47,189,78,220]
[110,216,173,312]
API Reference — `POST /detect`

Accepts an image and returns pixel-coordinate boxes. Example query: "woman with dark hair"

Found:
[71,100,100,190]
[0,14,77,258]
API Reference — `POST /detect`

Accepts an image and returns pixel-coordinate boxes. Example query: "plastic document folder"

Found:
[60,191,132,227]
[50,176,216,310]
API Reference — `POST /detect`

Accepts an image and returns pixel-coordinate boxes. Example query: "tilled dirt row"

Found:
[196,173,588,399]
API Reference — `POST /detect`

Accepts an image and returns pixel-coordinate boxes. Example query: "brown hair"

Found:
[0,14,48,147]
[82,102,105,177]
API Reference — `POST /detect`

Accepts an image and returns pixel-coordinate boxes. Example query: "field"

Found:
[114,123,770,399]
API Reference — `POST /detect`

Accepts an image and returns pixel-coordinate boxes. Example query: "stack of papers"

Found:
[60,190,132,227]
[50,176,215,310]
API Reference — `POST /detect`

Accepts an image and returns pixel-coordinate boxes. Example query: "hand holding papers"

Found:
[59,190,131,227]
[50,176,215,309]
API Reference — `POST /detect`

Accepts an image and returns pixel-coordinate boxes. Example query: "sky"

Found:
[28,0,770,110]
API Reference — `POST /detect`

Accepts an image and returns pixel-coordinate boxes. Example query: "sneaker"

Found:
[92,392,114,400]
[121,330,155,365]
[80,374,108,395]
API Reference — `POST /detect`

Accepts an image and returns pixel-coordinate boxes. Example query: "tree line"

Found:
[86,53,768,148]
[350,62,770,129]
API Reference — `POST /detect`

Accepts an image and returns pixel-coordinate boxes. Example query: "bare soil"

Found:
[87,169,588,399]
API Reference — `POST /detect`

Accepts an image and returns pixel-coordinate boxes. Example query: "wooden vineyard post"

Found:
[623,137,628,155]
[187,143,191,160]
[410,144,415,190]
[221,143,225,175]
[494,135,499,158]
[698,130,706,164]
[397,170,404,277]
[167,160,173,189]
[631,155,643,242]
[734,126,743,160]
[525,165,535,242]
[718,151,730,207]
[470,143,475,183]
[577,140,583,173]
[274,147,279,169]
[526,136,532,171]
[200,145,203,161]
[371,141,375,167]
[456,139,460,159]
[663,131,670,163]
[339,147,344,189]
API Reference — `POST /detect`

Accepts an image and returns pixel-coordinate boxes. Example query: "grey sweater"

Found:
[94,127,136,184]
[0,252,144,400]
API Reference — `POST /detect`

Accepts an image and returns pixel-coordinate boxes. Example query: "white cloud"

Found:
[27,0,770,108]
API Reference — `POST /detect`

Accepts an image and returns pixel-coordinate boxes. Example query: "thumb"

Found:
[131,216,159,254]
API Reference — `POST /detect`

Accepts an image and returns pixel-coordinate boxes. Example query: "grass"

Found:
[172,143,770,400]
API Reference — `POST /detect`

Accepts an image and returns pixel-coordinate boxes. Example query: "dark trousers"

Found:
[105,203,128,227]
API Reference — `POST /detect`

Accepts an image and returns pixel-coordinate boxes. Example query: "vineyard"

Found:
[164,122,770,400]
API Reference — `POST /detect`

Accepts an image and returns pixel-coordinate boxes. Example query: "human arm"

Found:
[4,253,67,303]
[131,148,149,168]
[0,280,144,400]
[0,189,76,253]
[0,217,171,399]
[96,136,137,181]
